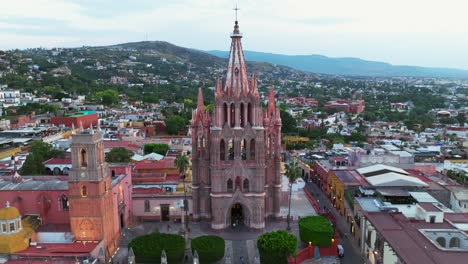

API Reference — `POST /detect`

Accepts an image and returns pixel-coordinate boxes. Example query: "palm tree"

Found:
[175,154,190,231]
[285,160,301,231]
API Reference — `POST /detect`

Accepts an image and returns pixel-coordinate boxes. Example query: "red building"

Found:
[51,111,98,128]
[325,99,365,114]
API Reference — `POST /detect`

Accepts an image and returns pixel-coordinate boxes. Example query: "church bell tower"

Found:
[68,126,117,259]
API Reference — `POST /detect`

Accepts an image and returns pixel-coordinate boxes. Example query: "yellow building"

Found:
[0,202,34,254]
[327,170,365,216]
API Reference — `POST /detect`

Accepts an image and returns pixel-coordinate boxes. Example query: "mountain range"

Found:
[205,50,468,78]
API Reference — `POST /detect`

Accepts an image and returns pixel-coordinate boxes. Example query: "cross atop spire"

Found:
[233,4,240,22]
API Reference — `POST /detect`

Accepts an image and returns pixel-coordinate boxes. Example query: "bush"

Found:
[128,232,185,263]
[257,230,297,264]
[191,235,225,263]
[298,216,334,247]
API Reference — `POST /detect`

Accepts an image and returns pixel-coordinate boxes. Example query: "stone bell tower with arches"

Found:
[191,19,282,230]
[68,125,118,259]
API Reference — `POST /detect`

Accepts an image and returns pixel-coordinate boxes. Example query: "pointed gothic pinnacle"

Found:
[215,76,223,97]
[268,86,276,113]
[79,121,83,131]
[90,125,94,134]
[97,124,101,132]
[197,87,204,110]
[71,123,75,134]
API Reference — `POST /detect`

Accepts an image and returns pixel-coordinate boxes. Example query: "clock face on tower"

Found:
[80,172,87,178]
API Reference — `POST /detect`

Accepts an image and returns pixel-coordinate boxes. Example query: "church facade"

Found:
[191,20,282,230]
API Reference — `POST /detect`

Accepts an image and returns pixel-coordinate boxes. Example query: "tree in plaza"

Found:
[19,140,65,175]
[165,115,188,135]
[298,216,334,247]
[95,89,119,105]
[257,230,297,264]
[174,154,189,175]
[191,235,225,264]
[128,233,185,263]
[105,147,133,163]
[285,160,301,231]
[143,143,169,155]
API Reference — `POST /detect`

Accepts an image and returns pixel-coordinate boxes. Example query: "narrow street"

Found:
[304,182,363,264]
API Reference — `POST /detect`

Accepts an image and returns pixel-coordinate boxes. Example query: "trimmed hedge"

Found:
[298,216,334,247]
[128,232,185,263]
[257,230,297,264]
[191,235,225,263]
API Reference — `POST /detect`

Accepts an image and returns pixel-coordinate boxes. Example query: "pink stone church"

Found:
[191,20,282,230]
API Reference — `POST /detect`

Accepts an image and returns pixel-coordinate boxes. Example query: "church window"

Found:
[241,139,247,160]
[223,103,228,125]
[144,200,150,212]
[220,139,226,161]
[111,170,116,178]
[449,237,460,248]
[81,185,87,197]
[228,139,234,160]
[227,179,233,192]
[63,167,69,175]
[1,223,6,233]
[230,103,235,127]
[240,103,245,127]
[243,179,250,192]
[247,103,252,125]
[250,139,256,160]
[53,167,61,175]
[80,149,87,167]
[436,237,446,247]
[60,194,69,211]
[9,222,15,232]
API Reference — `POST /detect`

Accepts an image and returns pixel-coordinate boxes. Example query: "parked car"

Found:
[337,244,344,258]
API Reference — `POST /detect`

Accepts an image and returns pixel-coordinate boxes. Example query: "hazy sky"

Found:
[2,0,468,69]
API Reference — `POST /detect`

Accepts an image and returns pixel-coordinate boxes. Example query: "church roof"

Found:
[0,178,68,191]
[0,205,20,219]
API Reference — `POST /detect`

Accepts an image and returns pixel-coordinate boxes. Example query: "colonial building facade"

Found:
[191,20,282,230]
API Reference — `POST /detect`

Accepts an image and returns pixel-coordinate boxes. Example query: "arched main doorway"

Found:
[231,203,244,227]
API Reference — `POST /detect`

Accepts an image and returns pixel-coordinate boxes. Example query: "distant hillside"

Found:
[206,50,468,78]
[108,41,300,75]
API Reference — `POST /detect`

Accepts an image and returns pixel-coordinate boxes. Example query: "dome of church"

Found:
[0,205,20,220]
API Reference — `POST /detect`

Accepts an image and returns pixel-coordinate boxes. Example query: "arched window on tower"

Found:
[243,179,249,192]
[80,149,87,167]
[436,237,446,247]
[81,185,87,197]
[449,237,460,248]
[228,139,234,160]
[227,179,233,192]
[220,139,226,161]
[247,103,252,125]
[240,103,245,127]
[223,103,228,126]
[230,103,235,127]
[60,194,69,211]
[250,139,256,160]
[241,139,247,160]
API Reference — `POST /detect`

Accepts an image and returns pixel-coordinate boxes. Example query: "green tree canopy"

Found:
[19,141,65,175]
[191,235,225,263]
[257,230,297,264]
[298,216,334,247]
[280,110,297,134]
[143,143,169,155]
[105,147,133,163]
[165,115,188,135]
[95,89,119,105]
[128,233,185,264]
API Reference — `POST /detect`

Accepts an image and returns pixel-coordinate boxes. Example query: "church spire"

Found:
[268,86,276,114]
[197,87,204,110]
[225,19,249,97]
